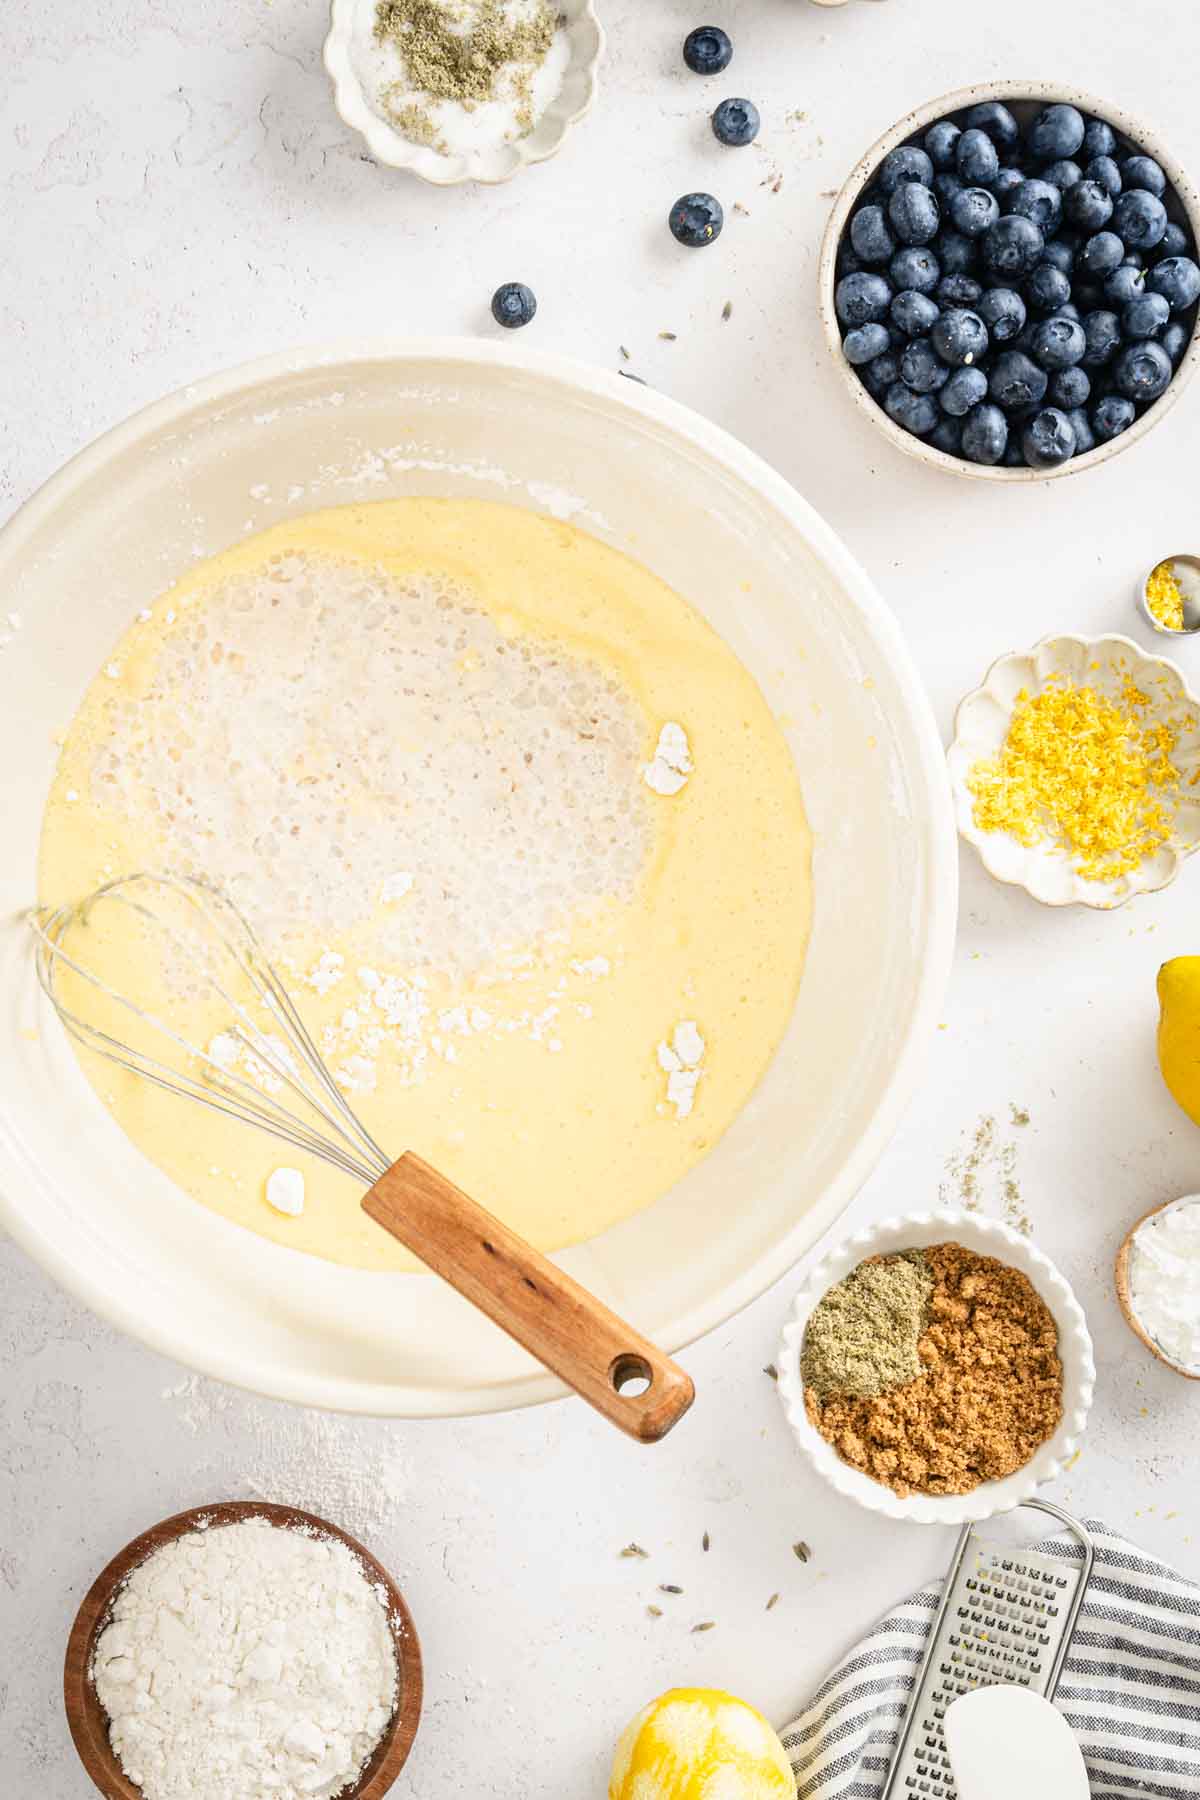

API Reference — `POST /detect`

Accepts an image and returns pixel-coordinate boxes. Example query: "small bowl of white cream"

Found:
[324,0,603,185]
[1115,1195,1200,1379]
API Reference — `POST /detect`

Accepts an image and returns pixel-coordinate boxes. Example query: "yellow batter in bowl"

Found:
[39,498,811,1270]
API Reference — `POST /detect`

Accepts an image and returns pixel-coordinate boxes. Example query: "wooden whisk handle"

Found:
[362,1153,695,1443]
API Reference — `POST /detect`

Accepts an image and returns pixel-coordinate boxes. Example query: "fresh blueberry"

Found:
[1114,339,1173,401]
[1007,178,1062,232]
[1121,248,1145,268]
[961,401,1009,464]
[843,322,892,365]
[931,308,989,366]
[1148,255,1200,311]
[669,191,724,247]
[951,187,999,238]
[1042,159,1083,192]
[884,381,939,436]
[977,286,1027,342]
[1153,222,1191,263]
[1123,292,1171,339]
[989,349,1049,410]
[965,100,1020,153]
[682,26,732,74]
[1092,393,1136,439]
[850,204,896,264]
[837,242,866,277]
[1082,118,1116,160]
[878,145,936,196]
[956,128,1000,188]
[1071,280,1104,313]
[1002,436,1028,467]
[888,182,939,245]
[1056,301,1082,322]
[940,364,989,416]
[711,97,760,147]
[490,282,537,328]
[1023,408,1077,467]
[860,349,901,397]
[1105,263,1147,308]
[1048,364,1090,408]
[1028,104,1085,161]
[934,172,966,210]
[900,337,951,392]
[1067,405,1096,453]
[924,120,962,170]
[1029,315,1087,370]
[1080,309,1123,365]
[1064,180,1114,232]
[981,215,1045,279]
[1161,320,1190,365]
[937,273,983,308]
[934,231,975,275]
[1040,239,1076,276]
[991,167,1025,202]
[1079,231,1125,278]
[1113,189,1168,250]
[890,288,940,336]
[1085,156,1122,198]
[1026,262,1072,312]
[929,415,964,456]
[890,246,940,293]
[1122,154,1167,197]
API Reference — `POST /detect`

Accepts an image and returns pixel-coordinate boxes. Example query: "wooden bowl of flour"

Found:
[64,1500,423,1800]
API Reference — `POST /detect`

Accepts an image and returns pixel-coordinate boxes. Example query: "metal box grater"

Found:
[881,1501,1094,1800]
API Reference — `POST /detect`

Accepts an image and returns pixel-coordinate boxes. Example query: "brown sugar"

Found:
[805,1242,1062,1498]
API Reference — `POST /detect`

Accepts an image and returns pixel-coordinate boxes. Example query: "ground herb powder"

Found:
[801,1251,932,1400]
[374,0,556,137]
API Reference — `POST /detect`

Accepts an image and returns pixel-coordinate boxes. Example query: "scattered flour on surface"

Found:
[657,1020,706,1119]
[643,721,693,797]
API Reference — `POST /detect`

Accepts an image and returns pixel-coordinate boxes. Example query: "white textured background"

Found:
[4,1,1200,1793]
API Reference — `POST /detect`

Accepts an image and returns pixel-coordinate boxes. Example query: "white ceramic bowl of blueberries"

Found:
[820,82,1200,478]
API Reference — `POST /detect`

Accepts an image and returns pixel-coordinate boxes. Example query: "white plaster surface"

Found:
[3,0,1200,1793]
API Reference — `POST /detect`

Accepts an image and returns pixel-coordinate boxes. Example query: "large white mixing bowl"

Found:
[0,341,956,1417]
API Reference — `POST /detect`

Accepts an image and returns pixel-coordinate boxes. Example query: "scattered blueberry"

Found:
[1123,154,1166,197]
[1008,178,1062,233]
[890,288,940,336]
[879,145,935,196]
[957,128,1000,187]
[935,231,975,275]
[1048,365,1090,408]
[961,402,1008,463]
[1092,393,1136,440]
[1123,292,1171,339]
[1149,255,1200,311]
[1161,320,1190,365]
[850,204,895,264]
[1029,315,1087,370]
[1068,405,1096,453]
[1023,407,1077,467]
[937,273,983,307]
[965,101,1020,153]
[1042,159,1083,192]
[1113,188,1168,249]
[924,120,962,169]
[1082,118,1116,160]
[1085,155,1122,198]
[1064,179,1114,232]
[891,246,940,293]
[884,381,939,436]
[940,364,989,416]
[1079,231,1125,278]
[888,182,940,245]
[682,26,732,75]
[1104,263,1147,308]
[1081,309,1123,366]
[932,308,989,366]
[951,187,1000,238]
[669,192,724,247]
[1026,262,1072,313]
[1114,339,1174,401]
[1028,104,1085,161]
[900,337,951,392]
[491,282,537,328]
[977,286,1027,342]
[711,98,760,147]
[843,322,892,365]
[989,349,1049,410]
[929,415,964,455]
[981,215,1045,279]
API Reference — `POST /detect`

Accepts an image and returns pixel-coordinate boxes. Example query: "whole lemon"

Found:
[1157,958,1200,1127]
[609,1687,794,1800]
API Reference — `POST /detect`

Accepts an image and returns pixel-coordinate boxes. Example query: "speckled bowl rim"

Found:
[948,631,1200,908]
[323,0,603,186]
[817,79,1200,481]
[777,1210,1095,1525]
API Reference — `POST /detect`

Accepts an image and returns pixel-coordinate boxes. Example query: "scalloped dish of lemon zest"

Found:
[967,675,1193,881]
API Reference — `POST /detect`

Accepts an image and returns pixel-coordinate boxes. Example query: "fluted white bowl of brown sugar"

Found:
[776,1211,1095,1525]
[948,633,1200,909]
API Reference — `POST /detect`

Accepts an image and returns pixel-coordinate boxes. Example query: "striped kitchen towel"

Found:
[780,1520,1200,1799]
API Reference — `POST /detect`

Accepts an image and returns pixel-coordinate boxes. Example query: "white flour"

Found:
[657,1019,706,1119]
[643,721,693,796]
[92,1518,398,1800]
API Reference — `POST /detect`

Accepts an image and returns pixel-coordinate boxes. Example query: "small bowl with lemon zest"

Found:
[948,633,1200,908]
